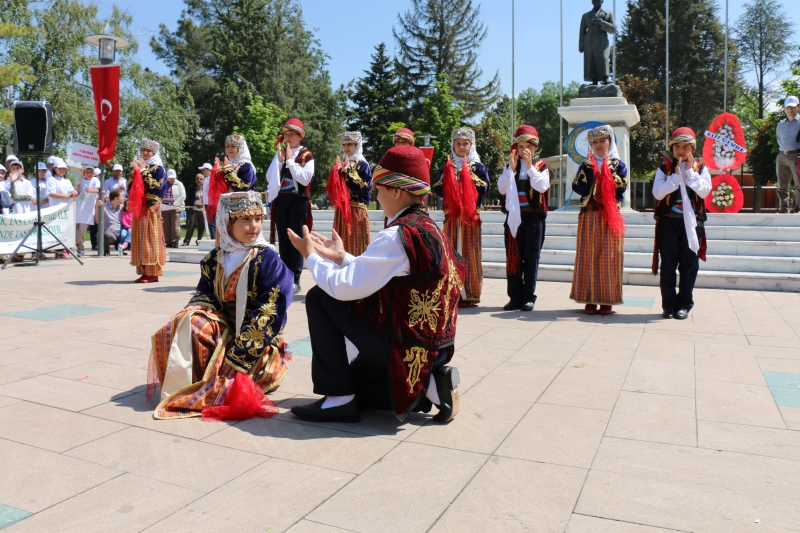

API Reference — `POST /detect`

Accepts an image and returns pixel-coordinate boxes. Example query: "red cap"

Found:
[393,128,416,144]
[511,125,539,151]
[670,127,697,146]
[276,118,305,146]
[372,145,431,195]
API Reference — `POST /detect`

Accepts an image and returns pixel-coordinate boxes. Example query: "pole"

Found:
[35,156,41,264]
[724,0,728,112]
[96,164,104,256]
[559,0,564,209]
[511,0,515,143]
[665,0,670,146]
[613,0,617,83]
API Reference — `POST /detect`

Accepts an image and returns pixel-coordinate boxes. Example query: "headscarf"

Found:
[587,125,620,160]
[339,131,366,163]
[393,128,415,145]
[670,127,697,148]
[511,125,539,153]
[225,134,255,171]
[451,127,481,167]
[140,138,163,167]
[587,125,625,237]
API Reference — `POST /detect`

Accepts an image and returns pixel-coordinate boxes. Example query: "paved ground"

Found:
[1,255,800,532]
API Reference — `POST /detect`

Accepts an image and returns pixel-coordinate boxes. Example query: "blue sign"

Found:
[565,121,615,165]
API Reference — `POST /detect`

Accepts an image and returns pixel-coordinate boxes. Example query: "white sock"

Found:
[426,378,440,405]
[321,394,355,409]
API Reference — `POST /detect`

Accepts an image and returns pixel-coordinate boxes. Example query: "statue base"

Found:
[558,97,641,209]
[578,83,622,98]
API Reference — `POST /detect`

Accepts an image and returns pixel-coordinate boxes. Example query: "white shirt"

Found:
[497,161,550,238]
[76,177,101,224]
[202,176,210,205]
[6,177,35,214]
[104,176,127,196]
[46,175,75,207]
[306,208,412,301]
[652,162,712,200]
[170,179,186,208]
[266,146,315,203]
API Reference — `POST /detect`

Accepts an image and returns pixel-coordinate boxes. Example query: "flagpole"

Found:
[511,0,515,144]
[665,0,670,146]
[724,0,728,112]
[559,0,564,209]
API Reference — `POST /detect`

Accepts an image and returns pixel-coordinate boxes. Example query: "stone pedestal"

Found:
[558,97,640,208]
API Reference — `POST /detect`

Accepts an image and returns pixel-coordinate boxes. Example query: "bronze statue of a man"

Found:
[579,0,616,85]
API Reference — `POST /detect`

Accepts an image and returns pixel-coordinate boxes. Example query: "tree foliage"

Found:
[393,0,499,118]
[348,43,406,165]
[515,81,580,158]
[616,0,738,138]
[233,95,286,187]
[473,118,506,204]
[152,0,343,192]
[619,76,675,180]
[413,75,463,178]
[734,0,794,120]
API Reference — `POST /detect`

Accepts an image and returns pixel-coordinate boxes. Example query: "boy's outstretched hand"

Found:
[287,225,346,265]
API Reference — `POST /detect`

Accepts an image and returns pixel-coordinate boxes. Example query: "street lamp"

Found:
[85,33,128,257]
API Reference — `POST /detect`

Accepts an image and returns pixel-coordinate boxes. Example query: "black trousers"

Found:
[184,210,205,243]
[658,216,700,311]
[273,193,307,284]
[306,286,393,407]
[505,212,546,303]
[89,223,97,249]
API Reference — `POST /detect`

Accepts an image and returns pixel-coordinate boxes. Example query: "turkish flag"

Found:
[419,146,435,170]
[90,65,120,163]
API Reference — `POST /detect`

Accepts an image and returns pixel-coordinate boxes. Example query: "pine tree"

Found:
[348,43,405,164]
[393,0,500,118]
[616,0,738,139]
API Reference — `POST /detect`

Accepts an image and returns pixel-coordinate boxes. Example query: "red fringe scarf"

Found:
[596,158,625,238]
[459,161,479,226]
[206,162,225,225]
[326,163,352,226]
[127,166,147,221]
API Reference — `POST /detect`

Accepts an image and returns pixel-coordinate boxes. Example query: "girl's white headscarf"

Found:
[339,131,366,163]
[451,127,481,167]
[587,125,620,160]
[140,138,164,167]
[226,134,256,172]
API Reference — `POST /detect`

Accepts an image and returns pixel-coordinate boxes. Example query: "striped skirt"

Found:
[444,216,482,304]
[334,204,371,256]
[131,206,166,277]
[570,209,624,305]
[149,307,288,419]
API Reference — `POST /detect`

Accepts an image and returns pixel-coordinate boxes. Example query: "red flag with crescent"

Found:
[90,65,121,163]
[419,147,435,170]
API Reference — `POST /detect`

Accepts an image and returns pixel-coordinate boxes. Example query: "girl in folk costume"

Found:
[570,125,629,315]
[128,138,168,283]
[326,131,373,256]
[497,126,551,312]
[652,128,711,320]
[266,118,315,294]
[206,134,257,227]
[148,191,294,420]
[432,127,489,306]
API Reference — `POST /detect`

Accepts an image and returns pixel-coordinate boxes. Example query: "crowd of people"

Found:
[138,116,715,426]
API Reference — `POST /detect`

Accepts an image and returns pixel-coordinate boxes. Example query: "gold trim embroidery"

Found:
[403,347,428,393]
[408,289,442,331]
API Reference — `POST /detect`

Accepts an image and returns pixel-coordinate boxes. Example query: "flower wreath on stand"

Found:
[705,174,744,213]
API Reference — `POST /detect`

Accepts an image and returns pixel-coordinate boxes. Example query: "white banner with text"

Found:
[0,202,76,254]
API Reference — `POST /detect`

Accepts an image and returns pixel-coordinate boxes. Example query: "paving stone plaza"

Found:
[1,251,800,532]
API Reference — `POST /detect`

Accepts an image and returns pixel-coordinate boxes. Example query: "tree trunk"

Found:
[753,182,763,213]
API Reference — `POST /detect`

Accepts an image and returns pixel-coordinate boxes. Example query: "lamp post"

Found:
[85,33,128,258]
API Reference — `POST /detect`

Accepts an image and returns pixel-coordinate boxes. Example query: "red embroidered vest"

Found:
[350,206,466,421]
[280,148,314,198]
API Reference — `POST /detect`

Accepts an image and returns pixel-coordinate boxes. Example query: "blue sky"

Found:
[88,0,797,97]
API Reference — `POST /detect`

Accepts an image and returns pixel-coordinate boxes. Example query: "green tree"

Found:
[0,13,33,126]
[616,0,738,140]
[348,43,405,164]
[515,81,581,158]
[232,95,286,187]
[413,74,463,178]
[747,113,780,212]
[473,118,506,205]
[393,0,499,118]
[619,76,675,180]
[734,0,794,120]
[153,0,343,196]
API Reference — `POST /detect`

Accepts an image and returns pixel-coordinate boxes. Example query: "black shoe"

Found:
[674,308,689,320]
[432,366,460,422]
[290,397,360,423]
[662,309,674,319]
[503,300,522,311]
[293,283,301,295]
[183,241,189,246]
[521,301,534,312]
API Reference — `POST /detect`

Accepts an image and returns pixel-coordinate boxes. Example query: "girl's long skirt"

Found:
[131,206,166,276]
[333,204,371,257]
[569,209,624,305]
[444,216,482,304]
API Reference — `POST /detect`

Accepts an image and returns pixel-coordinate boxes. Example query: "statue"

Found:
[579,0,616,85]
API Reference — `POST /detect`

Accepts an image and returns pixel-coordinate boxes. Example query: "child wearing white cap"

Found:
[6,159,35,215]
[776,96,800,213]
[35,162,50,207]
[104,163,127,197]
[75,164,101,256]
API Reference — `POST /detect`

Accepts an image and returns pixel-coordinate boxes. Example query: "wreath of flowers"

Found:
[711,182,734,209]
[704,174,744,213]
[703,113,747,172]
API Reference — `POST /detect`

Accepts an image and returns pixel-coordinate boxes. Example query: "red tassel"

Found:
[597,159,626,238]
[326,164,352,226]
[206,163,226,226]
[127,166,147,221]
[506,234,520,275]
[442,160,462,220]
[459,161,479,226]
[201,373,278,422]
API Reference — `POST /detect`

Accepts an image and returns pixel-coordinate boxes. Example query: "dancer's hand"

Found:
[277,147,285,163]
[284,145,293,163]
[310,229,346,265]
[218,361,238,379]
[510,149,518,172]
[286,225,315,259]
[521,147,534,169]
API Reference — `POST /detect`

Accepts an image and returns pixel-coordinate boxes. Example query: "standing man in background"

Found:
[776,96,800,213]
[104,164,127,197]
[162,169,186,248]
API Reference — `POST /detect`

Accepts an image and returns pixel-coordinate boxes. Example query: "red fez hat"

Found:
[276,118,305,146]
[670,127,697,147]
[372,145,430,196]
[393,127,416,144]
[511,125,539,151]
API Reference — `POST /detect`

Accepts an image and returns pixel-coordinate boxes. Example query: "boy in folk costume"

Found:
[393,127,416,147]
[497,126,551,312]
[286,146,465,424]
[570,125,628,315]
[206,134,257,227]
[652,128,711,319]
[128,138,168,283]
[326,131,373,256]
[433,127,489,306]
[148,191,294,420]
[266,118,315,295]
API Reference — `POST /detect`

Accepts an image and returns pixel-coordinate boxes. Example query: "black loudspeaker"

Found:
[13,101,54,157]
